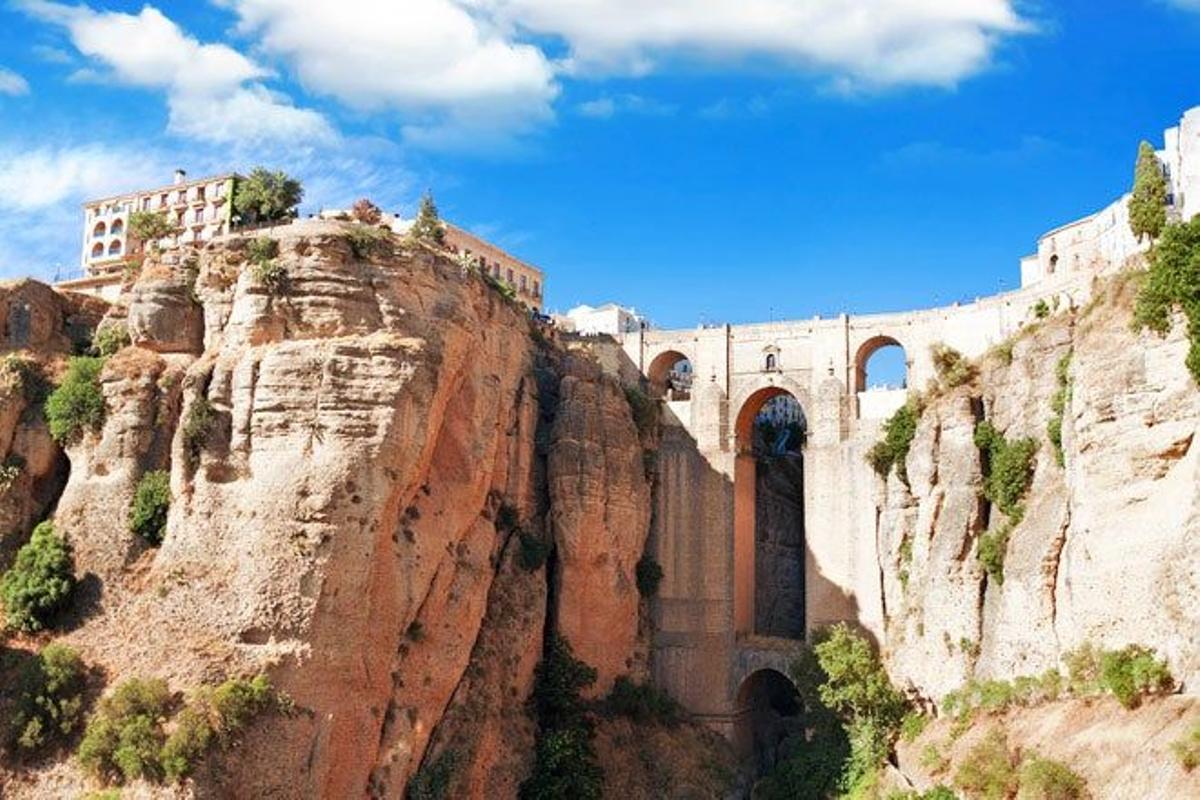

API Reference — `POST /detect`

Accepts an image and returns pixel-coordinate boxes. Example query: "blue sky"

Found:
[1,0,1199,332]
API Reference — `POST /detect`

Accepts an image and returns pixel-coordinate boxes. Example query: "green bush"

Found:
[635,554,663,597]
[954,729,1019,800]
[182,395,214,467]
[977,521,1013,585]
[887,787,956,800]
[7,643,87,753]
[1133,217,1200,383]
[517,530,551,571]
[209,674,273,742]
[1017,756,1087,799]
[1171,721,1200,772]
[159,705,212,781]
[344,225,392,259]
[129,470,171,545]
[1032,299,1050,319]
[408,749,459,800]
[92,324,131,358]
[1,355,50,407]
[78,678,172,785]
[45,356,107,444]
[521,635,602,800]
[974,421,1038,520]
[1047,352,1072,467]
[602,676,681,725]
[232,168,302,225]
[1,521,75,632]
[900,712,928,743]
[128,210,180,245]
[246,237,286,292]
[867,400,920,483]
[1099,645,1173,709]
[920,743,950,775]
[931,343,977,388]
[623,386,658,439]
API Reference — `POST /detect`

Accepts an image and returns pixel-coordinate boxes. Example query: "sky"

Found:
[1,0,1199,336]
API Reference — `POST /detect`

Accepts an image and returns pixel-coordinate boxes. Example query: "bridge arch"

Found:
[734,668,802,775]
[647,348,693,400]
[733,384,808,639]
[853,335,909,393]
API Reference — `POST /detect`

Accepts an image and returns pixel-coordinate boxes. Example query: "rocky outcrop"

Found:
[878,278,1200,700]
[0,222,657,799]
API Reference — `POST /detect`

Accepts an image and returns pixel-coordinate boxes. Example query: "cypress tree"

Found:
[1129,140,1168,243]
[410,191,445,244]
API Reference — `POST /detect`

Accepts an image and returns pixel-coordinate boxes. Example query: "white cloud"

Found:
[18,1,333,145]
[222,0,558,145]
[477,0,1032,88]
[0,67,31,96]
[0,144,171,212]
[577,93,677,119]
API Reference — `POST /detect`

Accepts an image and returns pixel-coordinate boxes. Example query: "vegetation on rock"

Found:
[92,323,130,357]
[931,343,977,389]
[1129,140,1168,243]
[974,421,1037,584]
[517,530,551,571]
[635,554,663,597]
[182,394,214,467]
[408,750,459,800]
[45,356,106,444]
[602,676,682,725]
[344,224,393,259]
[521,635,603,800]
[1017,756,1088,799]
[623,385,658,439]
[1171,721,1200,772]
[350,197,383,225]
[6,643,87,754]
[129,470,171,545]
[409,191,446,244]
[954,729,1020,800]
[0,521,75,632]
[247,236,287,292]
[1047,351,1072,467]
[868,399,920,484]
[128,210,180,248]
[232,167,302,226]
[1133,216,1200,382]
[1,354,50,407]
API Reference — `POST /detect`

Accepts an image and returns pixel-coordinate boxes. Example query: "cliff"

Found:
[0,222,726,798]
[877,274,1199,701]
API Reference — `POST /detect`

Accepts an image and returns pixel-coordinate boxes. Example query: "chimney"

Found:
[173,169,187,185]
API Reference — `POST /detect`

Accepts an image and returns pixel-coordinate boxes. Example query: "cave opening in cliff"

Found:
[734,387,807,640]
[734,668,804,778]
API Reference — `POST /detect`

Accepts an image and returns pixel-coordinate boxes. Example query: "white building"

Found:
[1021,105,1200,288]
[561,303,646,336]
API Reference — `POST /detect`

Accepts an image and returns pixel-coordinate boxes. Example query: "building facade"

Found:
[1021,105,1200,288]
[441,223,545,310]
[558,303,646,336]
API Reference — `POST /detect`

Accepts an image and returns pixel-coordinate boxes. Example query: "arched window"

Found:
[1048,254,1058,274]
[765,353,777,371]
[90,242,104,259]
[108,240,122,256]
[110,219,124,236]
[92,221,106,239]
[647,350,693,400]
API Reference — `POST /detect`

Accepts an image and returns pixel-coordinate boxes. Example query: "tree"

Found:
[350,198,382,225]
[1129,140,1168,243]
[127,211,180,250]
[232,167,303,226]
[409,191,445,244]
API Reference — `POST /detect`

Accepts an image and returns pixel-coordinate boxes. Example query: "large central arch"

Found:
[733,385,808,639]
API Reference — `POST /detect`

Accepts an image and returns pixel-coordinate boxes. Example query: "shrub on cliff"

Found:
[350,197,383,225]
[91,323,130,358]
[1129,140,1168,243]
[0,521,75,632]
[954,729,1019,799]
[867,399,919,484]
[623,385,658,439]
[521,635,602,800]
[1099,645,1173,709]
[1047,352,1073,467]
[45,356,106,444]
[182,394,214,467]
[975,422,1037,520]
[2,354,50,407]
[1133,216,1200,383]
[1172,722,1200,771]
[408,750,460,800]
[232,167,302,225]
[602,676,682,725]
[79,678,173,784]
[160,674,275,779]
[635,554,663,597]
[1018,756,1087,799]
[7,643,87,754]
[344,224,392,260]
[931,343,977,388]
[129,470,171,545]
[517,530,551,571]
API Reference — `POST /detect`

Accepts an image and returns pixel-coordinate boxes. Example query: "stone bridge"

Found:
[610,274,1093,751]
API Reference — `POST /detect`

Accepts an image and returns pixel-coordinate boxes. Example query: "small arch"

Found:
[647,349,693,401]
[90,242,104,259]
[92,221,106,239]
[110,218,124,236]
[1048,254,1059,274]
[108,240,122,256]
[734,668,803,776]
[764,353,777,371]
[853,335,908,394]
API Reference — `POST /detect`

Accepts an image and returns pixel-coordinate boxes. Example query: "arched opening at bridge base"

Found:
[734,388,807,639]
[647,350,693,400]
[734,668,803,779]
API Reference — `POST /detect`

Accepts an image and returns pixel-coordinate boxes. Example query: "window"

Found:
[196,186,205,201]
[519,275,527,291]
[214,182,224,198]
[765,353,777,371]
[1048,254,1059,274]
[108,240,122,256]
[110,219,124,236]
[533,281,541,296]
[493,264,500,278]
[160,193,169,208]
[141,197,151,210]
[507,268,514,283]
[194,207,204,223]
[91,242,104,258]
[92,221,106,239]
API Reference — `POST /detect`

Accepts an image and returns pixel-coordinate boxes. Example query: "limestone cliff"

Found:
[877,275,1200,701]
[0,222,686,798]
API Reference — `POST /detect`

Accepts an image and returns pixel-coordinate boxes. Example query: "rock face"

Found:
[754,454,805,639]
[877,278,1200,700]
[0,223,660,798]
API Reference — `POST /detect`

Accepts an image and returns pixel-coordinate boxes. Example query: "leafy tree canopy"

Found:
[232,167,303,225]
